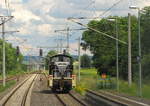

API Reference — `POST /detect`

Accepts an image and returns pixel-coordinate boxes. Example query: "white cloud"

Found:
[11,4,40,23]
[70,42,92,56]
[0,0,149,55]
[18,27,30,35]
[37,24,53,36]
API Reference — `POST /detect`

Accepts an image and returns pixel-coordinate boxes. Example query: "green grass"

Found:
[0,70,25,80]
[0,80,16,93]
[74,68,98,95]
[74,68,150,99]
[0,69,38,80]
[0,70,37,93]
[117,80,150,99]
[142,85,150,98]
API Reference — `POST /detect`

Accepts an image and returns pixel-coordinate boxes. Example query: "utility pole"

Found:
[129,5,142,97]
[67,27,69,53]
[78,37,81,81]
[55,27,70,53]
[54,36,67,53]
[2,18,6,87]
[0,16,17,87]
[107,18,119,91]
[128,13,132,86]
[60,38,63,53]
[138,8,142,97]
[115,19,119,92]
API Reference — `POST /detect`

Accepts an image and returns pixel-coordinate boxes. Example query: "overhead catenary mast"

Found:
[54,27,87,53]
[0,16,19,87]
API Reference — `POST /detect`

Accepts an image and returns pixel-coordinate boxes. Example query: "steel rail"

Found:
[55,94,66,106]
[2,76,31,106]
[55,92,86,106]
[69,91,87,106]
[2,74,37,106]
[86,89,126,106]
[86,89,149,106]
[21,74,38,106]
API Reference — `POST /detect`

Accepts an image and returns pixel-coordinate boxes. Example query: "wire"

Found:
[69,19,127,45]
[98,0,124,18]
[69,0,125,20]
[70,0,95,19]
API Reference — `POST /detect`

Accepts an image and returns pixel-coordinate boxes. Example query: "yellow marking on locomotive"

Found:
[72,75,76,87]
[48,75,53,87]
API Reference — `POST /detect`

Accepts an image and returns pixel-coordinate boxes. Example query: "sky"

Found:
[0,0,150,56]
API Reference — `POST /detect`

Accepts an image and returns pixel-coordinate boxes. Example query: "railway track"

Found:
[0,71,41,84]
[86,90,150,106]
[0,74,38,106]
[55,91,87,106]
[0,77,17,84]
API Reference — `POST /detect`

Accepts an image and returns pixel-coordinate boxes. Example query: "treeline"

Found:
[0,39,26,75]
[81,6,150,82]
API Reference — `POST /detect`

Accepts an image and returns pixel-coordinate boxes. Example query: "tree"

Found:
[0,39,25,75]
[82,16,139,80]
[45,50,58,70]
[140,6,150,83]
[141,6,150,55]
[81,54,91,68]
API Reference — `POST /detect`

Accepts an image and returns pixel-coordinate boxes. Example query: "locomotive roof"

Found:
[50,54,72,59]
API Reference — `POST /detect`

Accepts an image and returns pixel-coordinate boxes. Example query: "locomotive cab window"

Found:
[59,56,64,61]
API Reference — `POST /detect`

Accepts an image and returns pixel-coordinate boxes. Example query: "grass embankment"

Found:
[118,80,150,99]
[0,69,38,80]
[74,68,98,95]
[0,80,16,93]
[74,68,150,99]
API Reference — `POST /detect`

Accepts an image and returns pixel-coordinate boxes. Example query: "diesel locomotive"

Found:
[47,54,76,92]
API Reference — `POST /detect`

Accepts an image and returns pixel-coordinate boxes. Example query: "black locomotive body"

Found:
[48,54,76,92]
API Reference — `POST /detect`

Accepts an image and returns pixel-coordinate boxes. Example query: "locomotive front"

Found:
[48,54,76,92]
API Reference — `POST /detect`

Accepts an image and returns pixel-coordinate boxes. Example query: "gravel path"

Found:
[30,74,63,106]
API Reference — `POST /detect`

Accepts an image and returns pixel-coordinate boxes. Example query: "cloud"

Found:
[0,0,149,56]
[6,36,24,45]
[11,3,40,23]
[70,42,92,56]
[18,27,30,35]
[37,24,53,36]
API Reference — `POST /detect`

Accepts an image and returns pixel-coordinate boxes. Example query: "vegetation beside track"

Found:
[0,70,39,94]
[0,80,16,93]
[0,70,38,80]
[75,68,150,99]
[74,68,98,95]
[0,39,27,80]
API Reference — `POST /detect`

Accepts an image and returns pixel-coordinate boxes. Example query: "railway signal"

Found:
[16,46,20,62]
[39,49,43,56]
[101,73,107,79]
[16,46,20,56]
